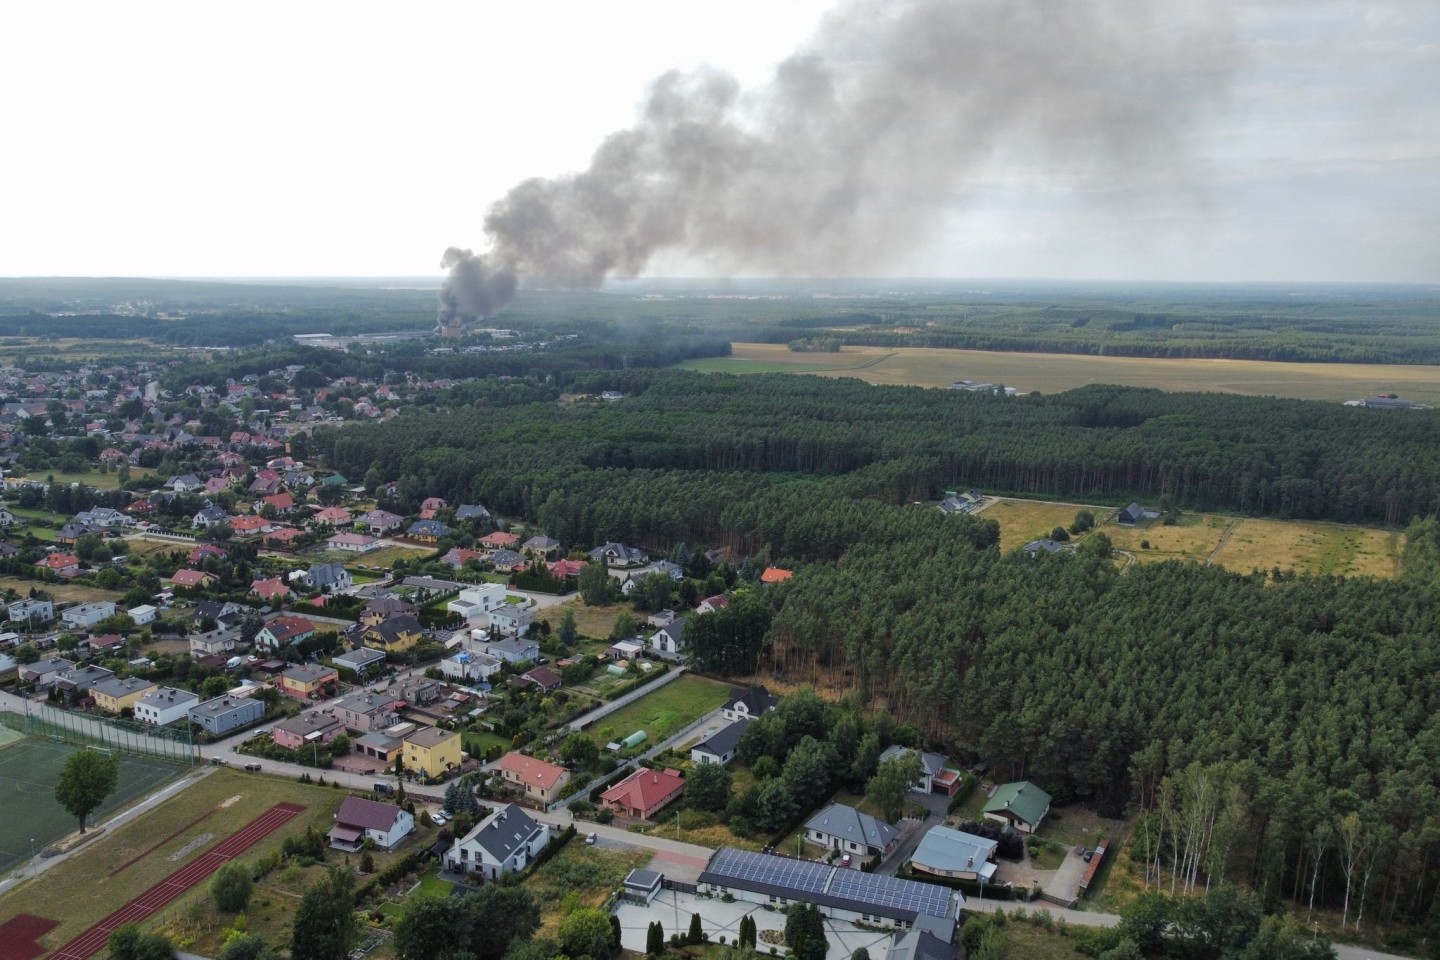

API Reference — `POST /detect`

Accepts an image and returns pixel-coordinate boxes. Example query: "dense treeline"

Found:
[311,368,1440,930]
[318,373,1440,529]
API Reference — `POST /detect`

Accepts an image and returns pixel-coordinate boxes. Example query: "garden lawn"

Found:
[582,675,730,746]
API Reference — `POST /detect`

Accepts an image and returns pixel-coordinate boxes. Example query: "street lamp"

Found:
[30,838,36,874]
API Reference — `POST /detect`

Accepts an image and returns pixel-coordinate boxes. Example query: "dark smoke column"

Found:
[435,247,516,337]
[439,0,1236,331]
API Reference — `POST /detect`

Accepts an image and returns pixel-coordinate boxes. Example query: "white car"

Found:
[431,810,449,825]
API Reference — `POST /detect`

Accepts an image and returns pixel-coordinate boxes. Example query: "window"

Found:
[460,849,468,860]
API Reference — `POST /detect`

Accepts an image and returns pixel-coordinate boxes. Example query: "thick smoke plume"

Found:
[440,0,1237,324]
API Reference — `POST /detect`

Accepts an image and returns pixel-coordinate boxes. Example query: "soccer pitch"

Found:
[0,735,183,875]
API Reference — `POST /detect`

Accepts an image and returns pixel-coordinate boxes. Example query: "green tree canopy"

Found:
[55,749,119,833]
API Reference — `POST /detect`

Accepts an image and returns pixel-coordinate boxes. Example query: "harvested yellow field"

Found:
[1218,519,1400,578]
[1105,514,1231,564]
[983,498,1095,552]
[683,342,1440,404]
[985,497,1401,578]
[0,576,123,605]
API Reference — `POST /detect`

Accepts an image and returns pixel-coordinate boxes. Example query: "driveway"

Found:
[1044,849,1088,906]
[615,888,896,960]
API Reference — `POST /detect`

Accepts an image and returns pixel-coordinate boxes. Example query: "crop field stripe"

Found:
[42,802,305,960]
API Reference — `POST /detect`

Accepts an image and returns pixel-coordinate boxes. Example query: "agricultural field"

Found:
[0,575,124,605]
[981,499,1094,552]
[0,768,345,951]
[681,342,1440,404]
[985,498,1404,578]
[581,675,731,747]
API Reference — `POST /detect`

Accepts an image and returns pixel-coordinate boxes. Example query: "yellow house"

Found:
[361,615,426,654]
[91,676,158,715]
[404,726,462,779]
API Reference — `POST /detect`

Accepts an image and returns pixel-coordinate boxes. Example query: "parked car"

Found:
[210,756,227,765]
[841,854,852,867]
[586,832,597,845]
[244,763,262,772]
[431,810,449,825]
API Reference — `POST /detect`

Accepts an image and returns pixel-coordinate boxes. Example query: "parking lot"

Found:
[615,885,897,960]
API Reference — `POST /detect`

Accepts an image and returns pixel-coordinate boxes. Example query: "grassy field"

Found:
[681,342,1440,404]
[0,768,346,951]
[0,575,125,604]
[524,842,652,938]
[344,544,437,570]
[581,675,731,746]
[983,499,1093,552]
[0,735,185,875]
[14,466,156,492]
[562,600,628,640]
[985,498,1404,579]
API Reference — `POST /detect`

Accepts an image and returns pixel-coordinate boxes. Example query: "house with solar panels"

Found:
[697,847,962,931]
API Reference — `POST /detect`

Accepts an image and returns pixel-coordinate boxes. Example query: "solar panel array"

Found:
[828,869,956,919]
[705,848,831,896]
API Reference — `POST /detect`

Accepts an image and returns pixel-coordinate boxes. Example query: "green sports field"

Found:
[0,733,184,875]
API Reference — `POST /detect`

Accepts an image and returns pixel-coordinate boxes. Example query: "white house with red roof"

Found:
[493,751,572,805]
[329,795,414,851]
[600,767,686,820]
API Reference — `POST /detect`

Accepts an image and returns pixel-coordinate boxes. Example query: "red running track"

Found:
[44,802,306,960]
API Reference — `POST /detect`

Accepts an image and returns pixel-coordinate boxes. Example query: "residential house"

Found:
[690,718,749,766]
[601,767,686,820]
[333,647,387,679]
[1116,502,1158,526]
[440,547,486,569]
[485,635,539,664]
[493,752,572,806]
[190,695,265,736]
[264,527,306,549]
[520,666,562,693]
[37,553,82,579]
[329,796,414,851]
[61,601,117,630]
[888,923,958,960]
[981,781,1052,834]
[85,633,126,657]
[90,676,159,715]
[487,549,525,571]
[877,746,963,796]
[75,507,128,528]
[1022,539,1065,556]
[695,595,728,615]
[647,609,676,628]
[273,710,345,749]
[9,598,55,625]
[231,515,275,536]
[649,619,688,658]
[908,826,999,882]
[445,803,550,880]
[447,583,507,620]
[134,686,200,726]
[169,569,218,590]
[360,615,426,654]
[255,615,316,652]
[306,562,353,594]
[722,685,778,722]
[167,473,203,493]
[19,657,76,686]
[440,650,502,683]
[188,543,229,565]
[0,507,16,528]
[361,596,417,625]
[278,663,338,701]
[419,496,447,519]
[608,639,645,661]
[805,802,900,858]
[192,506,230,529]
[356,509,404,535]
[193,600,248,628]
[405,520,453,543]
[354,731,403,764]
[520,535,561,560]
[56,522,104,545]
[327,532,379,553]
[453,504,491,523]
[390,675,445,707]
[403,726,462,779]
[262,491,296,514]
[328,691,403,733]
[589,542,648,567]
[547,558,586,579]
[312,506,353,527]
[190,630,238,657]
[49,664,115,702]
[250,577,293,603]
[479,531,521,550]
[127,604,157,626]
[488,605,534,637]
[760,566,794,585]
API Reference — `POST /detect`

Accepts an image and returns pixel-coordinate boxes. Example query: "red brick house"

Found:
[601,767,686,820]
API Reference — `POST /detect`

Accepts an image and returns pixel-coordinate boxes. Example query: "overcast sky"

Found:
[2,0,1436,283]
